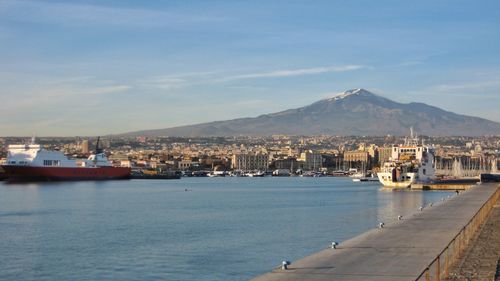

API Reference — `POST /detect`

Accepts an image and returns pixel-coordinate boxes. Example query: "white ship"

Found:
[2,137,130,181]
[377,129,435,188]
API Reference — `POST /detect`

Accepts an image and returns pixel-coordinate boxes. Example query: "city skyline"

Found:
[1,0,500,136]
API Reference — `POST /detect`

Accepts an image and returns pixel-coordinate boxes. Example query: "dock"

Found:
[410,178,480,190]
[251,183,499,281]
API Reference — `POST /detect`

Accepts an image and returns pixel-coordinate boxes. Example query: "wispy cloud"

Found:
[138,71,219,90]
[0,0,225,28]
[85,85,131,95]
[144,77,187,91]
[406,79,500,100]
[138,65,367,91]
[430,80,500,93]
[0,75,131,112]
[219,65,367,81]
[37,77,131,97]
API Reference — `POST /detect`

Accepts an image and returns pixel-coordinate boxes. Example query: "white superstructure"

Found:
[377,129,435,188]
[5,138,112,168]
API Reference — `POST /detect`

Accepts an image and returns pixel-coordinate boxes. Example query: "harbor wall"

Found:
[415,183,499,281]
[251,183,499,281]
[411,183,475,190]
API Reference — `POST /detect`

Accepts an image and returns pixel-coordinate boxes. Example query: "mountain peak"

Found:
[327,88,375,101]
[121,88,500,137]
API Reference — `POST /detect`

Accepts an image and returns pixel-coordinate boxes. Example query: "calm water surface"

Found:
[0,177,452,281]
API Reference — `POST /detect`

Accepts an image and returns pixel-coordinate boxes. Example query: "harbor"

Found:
[1,1,499,280]
[252,182,499,281]
[0,177,456,281]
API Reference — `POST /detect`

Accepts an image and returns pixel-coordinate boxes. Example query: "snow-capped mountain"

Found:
[122,89,500,136]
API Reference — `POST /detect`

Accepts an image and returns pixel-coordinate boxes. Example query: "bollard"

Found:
[281,260,290,270]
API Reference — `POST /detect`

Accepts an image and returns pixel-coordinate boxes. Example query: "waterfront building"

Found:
[271,157,301,171]
[378,147,392,166]
[344,151,369,163]
[298,150,322,171]
[177,159,193,170]
[343,150,370,170]
[231,153,268,171]
[367,144,378,163]
[81,140,89,154]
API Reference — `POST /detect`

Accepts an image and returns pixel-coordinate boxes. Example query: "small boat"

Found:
[352,175,379,182]
[208,171,226,177]
[246,171,266,177]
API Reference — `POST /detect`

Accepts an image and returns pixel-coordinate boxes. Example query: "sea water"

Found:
[0,177,451,281]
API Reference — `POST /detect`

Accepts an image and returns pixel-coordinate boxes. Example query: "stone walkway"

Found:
[445,200,500,281]
[252,184,499,281]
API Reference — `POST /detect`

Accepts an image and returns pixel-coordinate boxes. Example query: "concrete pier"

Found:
[252,183,499,281]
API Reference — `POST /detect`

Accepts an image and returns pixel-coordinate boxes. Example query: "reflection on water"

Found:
[0,177,452,281]
[377,188,432,224]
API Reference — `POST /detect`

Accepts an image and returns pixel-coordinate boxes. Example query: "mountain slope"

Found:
[123,89,500,136]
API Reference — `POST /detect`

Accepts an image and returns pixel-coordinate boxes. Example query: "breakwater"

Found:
[252,183,499,281]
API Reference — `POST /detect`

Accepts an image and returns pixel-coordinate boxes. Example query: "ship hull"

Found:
[1,165,131,182]
[378,179,413,188]
[377,172,415,188]
[0,166,6,181]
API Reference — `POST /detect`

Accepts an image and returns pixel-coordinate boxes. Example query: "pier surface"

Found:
[252,183,499,281]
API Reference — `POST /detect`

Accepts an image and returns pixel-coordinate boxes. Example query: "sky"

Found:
[1,0,499,136]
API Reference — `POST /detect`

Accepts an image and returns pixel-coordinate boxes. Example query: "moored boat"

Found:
[246,170,266,177]
[1,137,130,182]
[377,129,436,188]
[352,174,379,182]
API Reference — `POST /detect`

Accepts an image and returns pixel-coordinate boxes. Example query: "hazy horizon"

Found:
[1,0,500,136]
[1,88,500,137]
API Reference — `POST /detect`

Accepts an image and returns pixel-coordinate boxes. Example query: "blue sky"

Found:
[1,0,499,136]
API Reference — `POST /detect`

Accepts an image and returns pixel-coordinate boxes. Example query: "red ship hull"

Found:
[1,165,131,182]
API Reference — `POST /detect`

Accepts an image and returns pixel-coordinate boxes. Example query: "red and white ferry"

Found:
[1,137,130,182]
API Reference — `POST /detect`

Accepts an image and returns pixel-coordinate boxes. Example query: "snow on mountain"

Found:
[122,89,500,137]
